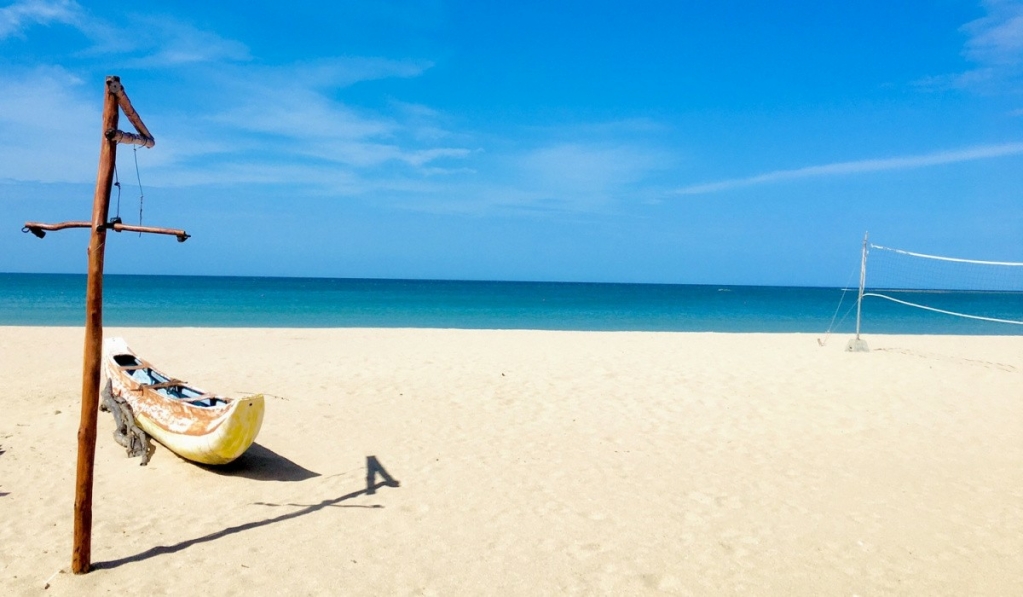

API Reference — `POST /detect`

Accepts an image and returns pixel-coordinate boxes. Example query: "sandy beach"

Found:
[0,327,1021,595]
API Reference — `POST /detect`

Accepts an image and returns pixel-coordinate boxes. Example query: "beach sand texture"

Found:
[1,327,1021,595]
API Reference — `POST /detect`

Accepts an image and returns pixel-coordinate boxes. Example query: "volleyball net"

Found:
[862,243,1023,326]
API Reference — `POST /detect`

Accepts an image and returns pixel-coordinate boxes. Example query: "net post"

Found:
[847,232,870,352]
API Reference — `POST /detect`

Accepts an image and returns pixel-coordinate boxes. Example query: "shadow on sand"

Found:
[93,456,399,571]
[0,445,7,496]
[199,443,320,482]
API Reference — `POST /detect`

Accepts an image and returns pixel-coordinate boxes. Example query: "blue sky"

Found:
[1,0,1021,285]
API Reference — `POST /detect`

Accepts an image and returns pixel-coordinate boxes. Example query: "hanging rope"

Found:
[112,165,121,221]
[133,145,145,236]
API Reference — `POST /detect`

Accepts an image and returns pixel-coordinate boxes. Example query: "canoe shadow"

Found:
[198,443,320,482]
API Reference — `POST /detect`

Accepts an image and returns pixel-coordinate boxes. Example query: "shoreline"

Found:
[3,325,1023,338]
[2,328,1021,595]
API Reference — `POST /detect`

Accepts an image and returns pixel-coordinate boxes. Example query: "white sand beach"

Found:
[1,327,1021,595]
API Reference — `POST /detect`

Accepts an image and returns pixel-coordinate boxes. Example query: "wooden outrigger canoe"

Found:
[101,338,264,465]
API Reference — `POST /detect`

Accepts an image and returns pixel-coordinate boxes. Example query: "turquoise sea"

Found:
[0,273,1021,334]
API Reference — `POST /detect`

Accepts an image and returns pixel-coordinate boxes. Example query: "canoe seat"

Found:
[120,365,148,371]
[144,379,186,390]
[183,394,226,406]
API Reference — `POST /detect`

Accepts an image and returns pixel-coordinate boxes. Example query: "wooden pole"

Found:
[71,75,120,575]
[22,76,181,574]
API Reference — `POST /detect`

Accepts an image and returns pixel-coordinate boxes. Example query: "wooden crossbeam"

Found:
[107,129,154,148]
[23,220,190,242]
[108,78,154,148]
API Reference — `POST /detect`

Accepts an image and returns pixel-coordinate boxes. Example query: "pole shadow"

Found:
[365,455,399,494]
[93,455,399,571]
[0,445,7,496]
[198,443,320,482]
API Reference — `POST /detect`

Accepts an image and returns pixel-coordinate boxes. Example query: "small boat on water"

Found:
[102,338,264,465]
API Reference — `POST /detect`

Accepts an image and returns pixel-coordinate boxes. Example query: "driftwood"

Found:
[100,379,155,465]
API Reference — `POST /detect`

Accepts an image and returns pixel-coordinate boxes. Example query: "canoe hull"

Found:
[102,338,264,465]
[134,394,264,465]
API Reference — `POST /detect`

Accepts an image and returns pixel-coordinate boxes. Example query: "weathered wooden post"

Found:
[70,74,120,575]
[22,75,188,574]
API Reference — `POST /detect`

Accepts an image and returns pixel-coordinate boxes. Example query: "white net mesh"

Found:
[864,244,1023,326]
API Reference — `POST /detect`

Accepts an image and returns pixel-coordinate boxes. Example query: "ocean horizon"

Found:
[1,272,1021,335]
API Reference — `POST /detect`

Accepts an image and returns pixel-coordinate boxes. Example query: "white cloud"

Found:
[521,144,668,193]
[198,74,469,172]
[118,16,251,67]
[0,2,252,66]
[0,6,462,188]
[963,0,1023,66]
[0,0,81,39]
[924,0,1023,90]
[0,66,97,182]
[214,88,396,140]
[675,142,1023,195]
[425,143,668,214]
[0,3,666,218]
[290,57,432,89]
[0,56,468,188]
[403,147,473,166]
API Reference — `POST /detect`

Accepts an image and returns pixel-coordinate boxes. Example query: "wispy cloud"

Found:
[0,2,669,217]
[963,0,1023,66]
[0,2,462,190]
[0,65,97,182]
[919,0,1023,91]
[0,59,471,189]
[0,1,251,65]
[290,57,433,88]
[0,0,81,39]
[117,15,251,67]
[449,143,672,214]
[675,143,1023,195]
[521,143,667,193]
[191,61,463,174]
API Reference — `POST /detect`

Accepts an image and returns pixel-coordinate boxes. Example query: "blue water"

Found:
[0,273,1020,334]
